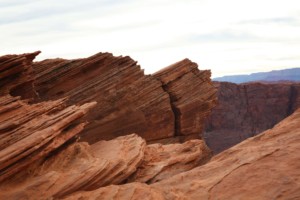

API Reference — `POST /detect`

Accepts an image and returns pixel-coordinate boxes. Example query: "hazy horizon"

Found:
[1,0,300,77]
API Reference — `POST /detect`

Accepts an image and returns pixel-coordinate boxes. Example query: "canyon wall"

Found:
[205,81,300,153]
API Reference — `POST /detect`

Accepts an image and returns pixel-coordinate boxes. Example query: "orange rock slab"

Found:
[154,59,217,138]
[0,95,96,182]
[33,53,175,143]
[127,139,211,184]
[64,108,300,200]
[0,134,145,199]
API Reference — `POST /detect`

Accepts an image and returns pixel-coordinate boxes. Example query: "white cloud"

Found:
[0,0,300,77]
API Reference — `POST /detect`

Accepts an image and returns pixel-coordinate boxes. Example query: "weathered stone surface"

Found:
[63,183,164,200]
[66,108,300,200]
[127,140,211,184]
[0,134,146,199]
[33,53,175,143]
[31,53,217,144]
[0,95,95,182]
[0,51,218,199]
[154,59,217,138]
[0,51,40,98]
[205,81,300,153]
[153,108,300,199]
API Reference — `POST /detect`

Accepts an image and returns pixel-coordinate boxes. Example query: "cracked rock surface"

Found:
[0,51,215,199]
[2,51,299,200]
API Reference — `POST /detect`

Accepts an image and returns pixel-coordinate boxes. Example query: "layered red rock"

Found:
[0,51,40,98]
[205,81,300,153]
[0,95,96,182]
[154,59,217,140]
[127,140,211,184]
[31,54,217,144]
[63,183,163,200]
[65,108,300,200]
[32,53,175,143]
[0,134,145,199]
[0,51,218,199]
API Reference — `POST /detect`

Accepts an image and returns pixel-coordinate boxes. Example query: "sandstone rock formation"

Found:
[127,139,211,184]
[1,50,300,200]
[0,134,146,199]
[0,51,216,199]
[32,53,175,143]
[65,108,300,200]
[0,51,40,98]
[0,94,96,182]
[205,81,300,153]
[32,55,217,144]
[0,52,98,183]
[153,107,300,199]
[154,59,217,141]
[1,51,217,145]
[0,133,212,199]
[63,183,163,200]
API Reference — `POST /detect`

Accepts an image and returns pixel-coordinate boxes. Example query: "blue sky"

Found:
[1,0,300,77]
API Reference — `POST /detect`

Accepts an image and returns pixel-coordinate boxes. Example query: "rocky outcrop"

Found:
[1,51,217,145]
[1,51,300,200]
[31,54,217,144]
[0,51,40,98]
[0,134,146,199]
[0,51,216,199]
[0,133,211,199]
[154,59,217,141]
[0,94,96,182]
[0,51,97,183]
[127,139,211,184]
[205,81,300,153]
[65,108,300,200]
[32,53,176,143]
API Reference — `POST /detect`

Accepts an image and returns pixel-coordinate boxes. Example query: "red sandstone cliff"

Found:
[1,51,299,200]
[0,51,215,199]
[205,81,300,153]
[32,54,217,143]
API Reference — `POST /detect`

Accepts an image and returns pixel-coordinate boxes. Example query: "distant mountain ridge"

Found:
[213,68,300,83]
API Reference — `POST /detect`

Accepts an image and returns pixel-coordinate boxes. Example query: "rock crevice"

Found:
[154,59,217,141]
